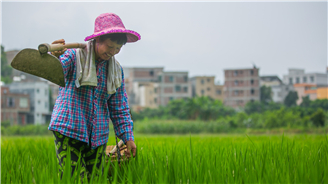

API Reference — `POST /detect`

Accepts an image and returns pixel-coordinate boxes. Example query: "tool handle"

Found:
[109,140,124,154]
[38,43,87,54]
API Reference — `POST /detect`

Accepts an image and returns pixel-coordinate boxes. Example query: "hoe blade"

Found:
[11,48,65,87]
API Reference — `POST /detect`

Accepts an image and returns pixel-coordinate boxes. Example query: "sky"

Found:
[1,1,327,84]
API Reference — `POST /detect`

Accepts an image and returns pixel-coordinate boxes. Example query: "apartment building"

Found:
[224,67,260,109]
[260,75,294,103]
[131,82,159,111]
[293,84,317,105]
[8,82,51,124]
[157,71,191,106]
[283,69,328,87]
[190,76,224,101]
[317,87,328,100]
[123,67,164,106]
[1,86,30,125]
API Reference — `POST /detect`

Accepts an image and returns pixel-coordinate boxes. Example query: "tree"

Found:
[310,108,326,127]
[284,91,298,107]
[300,95,311,108]
[1,45,13,84]
[260,85,272,104]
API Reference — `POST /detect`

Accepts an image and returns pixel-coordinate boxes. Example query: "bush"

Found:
[310,108,326,127]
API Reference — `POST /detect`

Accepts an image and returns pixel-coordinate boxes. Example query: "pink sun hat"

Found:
[84,13,141,42]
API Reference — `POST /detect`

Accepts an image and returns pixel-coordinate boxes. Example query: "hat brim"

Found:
[84,28,141,43]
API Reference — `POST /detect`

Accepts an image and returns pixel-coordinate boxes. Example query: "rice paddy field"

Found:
[1,134,327,183]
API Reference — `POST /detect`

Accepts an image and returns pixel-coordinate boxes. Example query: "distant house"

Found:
[1,86,30,125]
[8,82,52,124]
[224,67,260,109]
[293,84,317,105]
[157,71,191,106]
[190,76,224,101]
[260,75,294,103]
[283,68,328,87]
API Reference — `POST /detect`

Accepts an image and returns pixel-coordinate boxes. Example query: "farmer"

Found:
[48,13,140,179]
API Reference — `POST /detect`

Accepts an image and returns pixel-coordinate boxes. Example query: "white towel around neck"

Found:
[75,40,122,94]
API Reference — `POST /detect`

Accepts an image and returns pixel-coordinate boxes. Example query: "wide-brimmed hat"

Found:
[84,13,141,42]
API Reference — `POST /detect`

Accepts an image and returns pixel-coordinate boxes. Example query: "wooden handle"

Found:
[38,43,87,54]
[109,140,124,154]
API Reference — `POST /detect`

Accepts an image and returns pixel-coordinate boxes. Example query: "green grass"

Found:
[1,134,327,183]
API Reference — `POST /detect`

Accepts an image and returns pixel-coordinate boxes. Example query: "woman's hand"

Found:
[125,140,137,158]
[51,39,67,58]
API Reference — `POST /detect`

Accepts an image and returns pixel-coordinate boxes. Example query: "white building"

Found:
[9,82,51,124]
[283,69,328,87]
[260,76,294,103]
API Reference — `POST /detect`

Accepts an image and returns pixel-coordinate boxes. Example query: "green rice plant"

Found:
[1,134,327,183]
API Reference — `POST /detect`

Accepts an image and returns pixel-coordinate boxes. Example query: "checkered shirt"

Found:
[48,49,134,149]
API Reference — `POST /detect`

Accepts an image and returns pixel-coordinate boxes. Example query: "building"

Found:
[224,67,260,109]
[8,82,52,124]
[283,69,328,87]
[317,87,328,100]
[131,82,159,111]
[293,84,317,105]
[1,86,30,125]
[123,67,164,106]
[157,71,191,106]
[190,76,224,101]
[260,75,294,103]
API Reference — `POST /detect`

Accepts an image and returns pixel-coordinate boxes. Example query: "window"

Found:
[251,89,255,95]
[36,89,40,93]
[303,76,307,83]
[216,90,221,95]
[289,78,293,84]
[149,71,154,76]
[45,102,48,108]
[234,90,239,95]
[175,85,181,92]
[250,79,254,85]
[207,78,211,82]
[201,90,205,95]
[154,98,157,104]
[158,76,162,82]
[4,90,7,94]
[296,77,300,84]
[19,98,28,108]
[7,97,14,107]
[250,70,254,75]
[234,71,238,76]
[234,80,239,86]
[207,87,211,91]
[201,79,204,84]
[184,76,188,82]
[154,88,157,93]
[310,76,314,82]
[169,76,174,82]
[183,87,188,92]
[169,97,174,101]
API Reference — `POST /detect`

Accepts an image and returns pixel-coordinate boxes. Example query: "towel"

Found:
[75,40,122,94]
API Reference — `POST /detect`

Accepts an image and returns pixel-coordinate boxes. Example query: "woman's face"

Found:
[95,38,123,61]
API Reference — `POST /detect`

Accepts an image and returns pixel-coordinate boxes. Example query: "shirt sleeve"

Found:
[58,49,75,79]
[108,67,134,144]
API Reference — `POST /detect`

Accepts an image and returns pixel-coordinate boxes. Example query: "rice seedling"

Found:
[1,134,327,183]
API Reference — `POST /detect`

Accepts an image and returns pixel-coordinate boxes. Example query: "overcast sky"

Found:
[1,1,327,83]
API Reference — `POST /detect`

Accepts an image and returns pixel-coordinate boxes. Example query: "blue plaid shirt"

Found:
[48,49,134,149]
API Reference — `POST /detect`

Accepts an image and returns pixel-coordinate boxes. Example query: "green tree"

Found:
[1,45,13,84]
[310,108,326,127]
[284,91,298,107]
[300,95,311,108]
[260,85,272,104]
